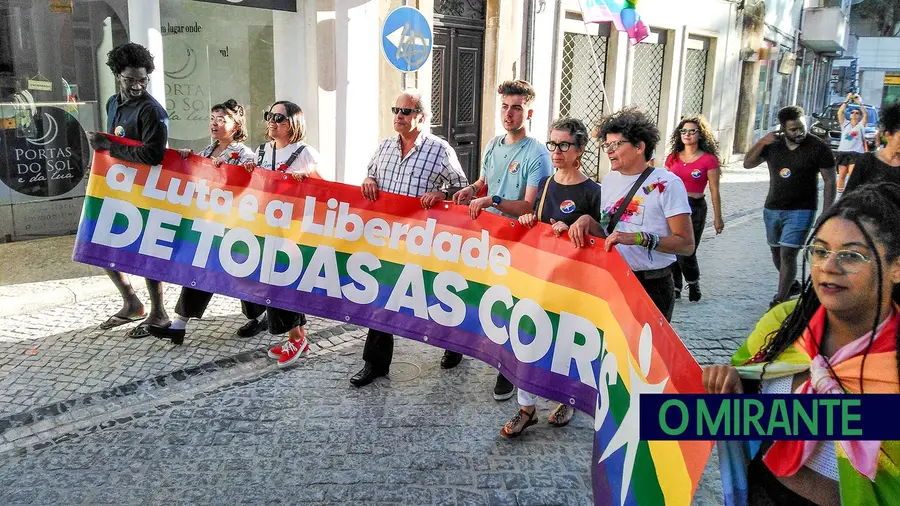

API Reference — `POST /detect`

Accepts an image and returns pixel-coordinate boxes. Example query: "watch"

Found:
[491,195,502,207]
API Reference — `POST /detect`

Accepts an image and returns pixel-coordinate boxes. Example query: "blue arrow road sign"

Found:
[381,6,433,73]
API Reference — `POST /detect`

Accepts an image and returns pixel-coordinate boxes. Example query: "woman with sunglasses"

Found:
[706,182,900,506]
[501,117,603,437]
[664,115,723,302]
[149,99,270,346]
[247,101,321,366]
[844,101,900,195]
[246,101,321,181]
[835,93,869,193]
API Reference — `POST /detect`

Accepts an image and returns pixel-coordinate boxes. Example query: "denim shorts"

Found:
[763,209,816,249]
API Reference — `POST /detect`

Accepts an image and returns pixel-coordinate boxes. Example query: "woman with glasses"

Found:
[664,115,723,302]
[705,182,900,506]
[86,42,171,339]
[844,101,900,195]
[148,99,268,346]
[836,93,869,193]
[500,117,603,437]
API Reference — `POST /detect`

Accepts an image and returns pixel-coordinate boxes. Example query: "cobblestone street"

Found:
[0,167,786,505]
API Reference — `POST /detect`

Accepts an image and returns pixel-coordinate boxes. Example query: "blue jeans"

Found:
[763,209,816,249]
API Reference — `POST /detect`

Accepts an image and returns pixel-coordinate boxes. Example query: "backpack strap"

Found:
[536,176,553,223]
[256,144,266,166]
[606,167,655,235]
[283,144,307,170]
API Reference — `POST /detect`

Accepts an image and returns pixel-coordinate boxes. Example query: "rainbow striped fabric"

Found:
[74,143,712,505]
[580,0,649,43]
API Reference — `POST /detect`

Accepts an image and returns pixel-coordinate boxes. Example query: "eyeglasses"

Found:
[850,111,862,115]
[119,76,149,86]
[264,111,288,124]
[680,128,699,136]
[600,140,629,152]
[391,107,421,116]
[546,141,574,152]
[210,116,231,126]
[804,244,871,273]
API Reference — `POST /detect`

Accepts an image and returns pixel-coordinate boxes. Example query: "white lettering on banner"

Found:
[341,252,382,305]
[260,236,304,286]
[509,298,554,363]
[106,164,137,192]
[92,198,143,248]
[238,194,258,221]
[265,199,293,229]
[297,245,342,298]
[427,271,468,327]
[300,196,512,276]
[385,263,429,319]
[479,285,514,346]
[553,312,603,390]
[138,208,182,260]
[166,178,197,207]
[209,189,232,216]
[196,180,211,210]
[191,219,225,268]
[142,166,168,200]
[219,228,260,278]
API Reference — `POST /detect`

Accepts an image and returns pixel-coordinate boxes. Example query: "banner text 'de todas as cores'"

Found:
[73,139,712,506]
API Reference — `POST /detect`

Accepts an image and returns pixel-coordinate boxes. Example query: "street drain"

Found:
[388,361,421,382]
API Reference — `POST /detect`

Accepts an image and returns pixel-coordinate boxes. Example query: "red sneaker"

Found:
[277,333,309,368]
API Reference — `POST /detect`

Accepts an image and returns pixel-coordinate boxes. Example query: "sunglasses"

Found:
[264,111,288,124]
[120,76,149,86]
[850,111,862,115]
[600,140,629,152]
[391,107,421,116]
[804,245,871,274]
[680,128,699,135]
[546,141,574,152]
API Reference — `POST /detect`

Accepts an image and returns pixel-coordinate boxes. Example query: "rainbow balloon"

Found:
[580,0,649,44]
[74,139,712,505]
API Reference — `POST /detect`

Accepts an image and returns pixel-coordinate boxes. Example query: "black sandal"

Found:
[501,407,538,438]
[548,403,574,427]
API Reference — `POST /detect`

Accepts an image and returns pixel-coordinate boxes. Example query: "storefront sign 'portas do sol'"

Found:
[191,0,296,11]
[0,106,89,198]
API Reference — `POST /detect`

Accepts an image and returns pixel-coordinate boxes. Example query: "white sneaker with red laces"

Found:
[276,334,309,368]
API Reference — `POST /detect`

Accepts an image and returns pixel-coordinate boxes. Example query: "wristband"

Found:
[635,232,643,246]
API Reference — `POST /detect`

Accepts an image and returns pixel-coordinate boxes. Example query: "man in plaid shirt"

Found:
[351,89,468,388]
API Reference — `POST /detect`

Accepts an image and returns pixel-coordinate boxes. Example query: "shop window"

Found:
[0,0,127,241]
[159,0,275,152]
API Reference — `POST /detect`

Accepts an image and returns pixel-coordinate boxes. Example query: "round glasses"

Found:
[804,245,871,273]
[546,141,574,152]
[600,140,629,152]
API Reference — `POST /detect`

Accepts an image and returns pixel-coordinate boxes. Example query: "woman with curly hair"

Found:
[87,42,170,339]
[705,182,900,505]
[664,115,724,302]
[844,101,900,194]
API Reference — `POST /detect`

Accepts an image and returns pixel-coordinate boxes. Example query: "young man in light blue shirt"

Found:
[451,80,553,400]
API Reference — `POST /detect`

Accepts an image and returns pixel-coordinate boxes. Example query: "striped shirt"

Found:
[366,132,468,197]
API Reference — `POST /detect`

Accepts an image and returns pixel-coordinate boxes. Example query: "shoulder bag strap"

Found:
[536,176,553,223]
[256,144,266,166]
[606,167,655,235]
[283,144,308,170]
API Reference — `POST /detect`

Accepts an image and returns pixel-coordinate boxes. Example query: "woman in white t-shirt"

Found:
[835,93,869,192]
[574,108,695,321]
[246,100,322,180]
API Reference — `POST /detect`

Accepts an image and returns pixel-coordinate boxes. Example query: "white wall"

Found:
[127,0,166,106]
[858,37,900,70]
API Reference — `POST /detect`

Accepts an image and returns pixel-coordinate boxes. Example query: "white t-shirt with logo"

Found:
[599,167,691,271]
[258,142,321,173]
[837,121,865,153]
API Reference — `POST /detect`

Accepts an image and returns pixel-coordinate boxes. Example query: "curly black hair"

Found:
[211,98,247,143]
[668,115,721,163]
[106,43,155,75]
[776,105,804,127]
[880,101,900,136]
[753,183,900,393]
[597,107,660,162]
[549,117,589,151]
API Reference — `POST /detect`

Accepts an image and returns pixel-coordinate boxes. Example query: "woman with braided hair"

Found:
[705,182,900,505]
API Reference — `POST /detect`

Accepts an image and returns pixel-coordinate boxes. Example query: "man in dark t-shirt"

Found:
[744,105,836,308]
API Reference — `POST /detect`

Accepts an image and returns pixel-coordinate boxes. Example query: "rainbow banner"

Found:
[73,141,712,505]
[580,0,649,44]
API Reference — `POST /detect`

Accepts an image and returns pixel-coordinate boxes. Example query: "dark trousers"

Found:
[362,328,393,370]
[635,267,675,322]
[176,287,306,335]
[672,196,708,292]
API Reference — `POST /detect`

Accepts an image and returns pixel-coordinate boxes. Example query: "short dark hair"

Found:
[106,43,155,75]
[777,105,804,126]
[597,107,660,162]
[549,117,589,151]
[265,100,306,144]
[498,80,536,105]
[212,98,248,143]
[880,101,900,136]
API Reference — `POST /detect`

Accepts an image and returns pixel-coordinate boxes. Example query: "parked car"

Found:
[810,103,879,151]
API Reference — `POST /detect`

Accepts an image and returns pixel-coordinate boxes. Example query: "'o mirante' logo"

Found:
[779,168,791,178]
[560,200,576,214]
[508,160,520,175]
[114,125,125,137]
[690,168,702,179]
